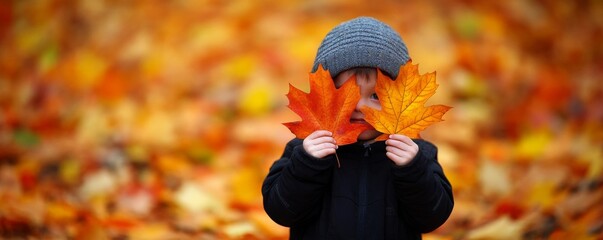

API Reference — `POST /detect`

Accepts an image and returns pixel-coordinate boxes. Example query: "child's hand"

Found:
[303,130,338,159]
[385,134,418,166]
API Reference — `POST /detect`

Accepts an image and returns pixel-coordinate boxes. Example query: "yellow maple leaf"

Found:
[361,61,451,140]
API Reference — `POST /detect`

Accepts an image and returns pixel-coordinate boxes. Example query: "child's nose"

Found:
[355,98,367,111]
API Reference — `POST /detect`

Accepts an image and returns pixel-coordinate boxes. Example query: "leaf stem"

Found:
[335,151,341,168]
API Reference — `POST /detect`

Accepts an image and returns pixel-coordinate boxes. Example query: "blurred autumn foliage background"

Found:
[0,0,602,239]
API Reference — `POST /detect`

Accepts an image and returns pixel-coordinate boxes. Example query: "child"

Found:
[262,17,453,239]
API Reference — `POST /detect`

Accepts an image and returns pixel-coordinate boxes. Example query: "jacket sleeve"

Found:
[262,139,336,227]
[391,139,454,233]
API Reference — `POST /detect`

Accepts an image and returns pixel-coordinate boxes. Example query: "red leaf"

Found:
[283,65,370,145]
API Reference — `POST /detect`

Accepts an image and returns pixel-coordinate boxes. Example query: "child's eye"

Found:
[370,93,379,100]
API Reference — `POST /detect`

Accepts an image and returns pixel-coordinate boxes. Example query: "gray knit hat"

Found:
[311,17,410,79]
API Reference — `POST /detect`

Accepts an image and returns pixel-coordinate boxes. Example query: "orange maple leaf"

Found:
[283,65,371,145]
[361,61,451,140]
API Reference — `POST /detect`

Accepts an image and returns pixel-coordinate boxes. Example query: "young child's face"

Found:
[334,68,383,141]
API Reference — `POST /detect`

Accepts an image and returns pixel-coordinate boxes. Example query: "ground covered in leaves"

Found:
[0,0,602,239]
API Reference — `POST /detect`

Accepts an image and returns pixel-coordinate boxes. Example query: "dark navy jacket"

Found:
[262,139,453,239]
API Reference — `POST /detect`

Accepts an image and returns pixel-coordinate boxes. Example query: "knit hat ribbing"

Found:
[311,17,410,79]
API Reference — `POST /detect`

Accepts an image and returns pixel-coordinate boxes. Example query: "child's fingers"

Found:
[308,142,338,152]
[385,137,411,151]
[305,141,337,158]
[385,134,418,166]
[307,130,333,140]
[386,146,412,159]
[388,134,415,147]
[313,148,337,158]
[303,130,337,158]
[305,131,336,147]
[386,152,407,165]
[312,136,337,145]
